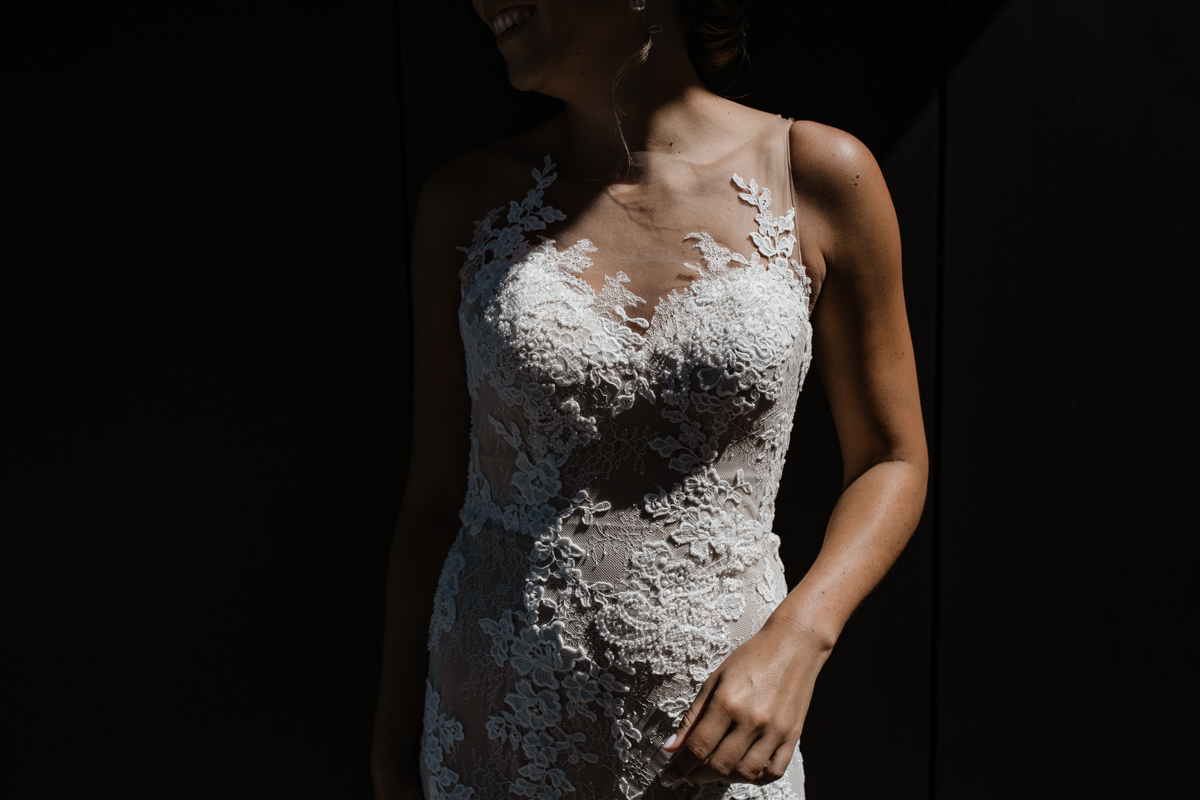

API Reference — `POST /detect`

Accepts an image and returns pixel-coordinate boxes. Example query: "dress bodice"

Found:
[422,117,812,800]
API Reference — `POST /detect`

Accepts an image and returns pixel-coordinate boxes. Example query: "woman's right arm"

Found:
[371,162,477,800]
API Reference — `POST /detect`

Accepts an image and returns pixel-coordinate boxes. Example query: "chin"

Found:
[502,58,549,95]
[506,68,538,93]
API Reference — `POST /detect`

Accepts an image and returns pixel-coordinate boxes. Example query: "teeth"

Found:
[492,7,534,37]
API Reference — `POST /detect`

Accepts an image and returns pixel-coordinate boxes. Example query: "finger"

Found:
[662,676,718,754]
[728,734,787,785]
[683,723,761,784]
[753,739,797,786]
[661,692,731,786]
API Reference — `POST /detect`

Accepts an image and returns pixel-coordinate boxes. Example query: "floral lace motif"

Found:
[421,680,475,800]
[425,156,812,799]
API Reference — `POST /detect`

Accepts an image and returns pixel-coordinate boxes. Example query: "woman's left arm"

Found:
[662,121,929,787]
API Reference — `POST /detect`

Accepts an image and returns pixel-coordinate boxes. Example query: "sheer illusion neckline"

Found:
[469,155,809,346]
[539,234,783,344]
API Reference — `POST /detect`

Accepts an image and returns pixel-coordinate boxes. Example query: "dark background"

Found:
[10,1,1197,797]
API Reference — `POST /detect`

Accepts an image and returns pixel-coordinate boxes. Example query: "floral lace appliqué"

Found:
[425,155,810,800]
[422,680,475,800]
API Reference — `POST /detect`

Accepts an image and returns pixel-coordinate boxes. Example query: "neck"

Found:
[546,12,728,179]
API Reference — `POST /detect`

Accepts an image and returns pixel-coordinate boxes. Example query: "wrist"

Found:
[763,595,844,656]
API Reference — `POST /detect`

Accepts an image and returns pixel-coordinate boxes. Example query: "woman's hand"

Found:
[659,120,928,790]
[660,613,832,787]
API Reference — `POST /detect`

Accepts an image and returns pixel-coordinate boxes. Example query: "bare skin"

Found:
[372,1,927,796]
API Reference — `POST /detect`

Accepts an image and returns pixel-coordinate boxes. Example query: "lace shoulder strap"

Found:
[457,155,565,292]
[730,173,812,308]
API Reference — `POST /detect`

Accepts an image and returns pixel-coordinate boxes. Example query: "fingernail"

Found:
[663,733,677,750]
[660,774,676,787]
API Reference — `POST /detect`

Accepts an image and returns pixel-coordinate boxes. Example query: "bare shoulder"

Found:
[787,120,899,271]
[788,121,892,218]
[417,146,493,214]
[415,146,508,240]
[411,136,553,263]
[788,120,875,172]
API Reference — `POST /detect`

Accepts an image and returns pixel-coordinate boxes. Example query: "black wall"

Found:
[13,3,404,797]
[12,1,1196,797]
[937,2,1198,795]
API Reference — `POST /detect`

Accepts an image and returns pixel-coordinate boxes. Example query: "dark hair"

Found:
[679,0,749,91]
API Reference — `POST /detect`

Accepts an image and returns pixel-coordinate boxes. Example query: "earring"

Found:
[630,0,646,10]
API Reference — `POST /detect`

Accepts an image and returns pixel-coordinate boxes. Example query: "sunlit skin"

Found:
[474,0,750,176]
[371,2,928,796]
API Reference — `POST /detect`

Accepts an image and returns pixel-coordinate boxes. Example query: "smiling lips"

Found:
[491,5,535,37]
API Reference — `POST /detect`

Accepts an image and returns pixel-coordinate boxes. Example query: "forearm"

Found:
[371,498,461,784]
[768,458,927,649]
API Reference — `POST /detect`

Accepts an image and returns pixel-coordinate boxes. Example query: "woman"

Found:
[372,1,927,798]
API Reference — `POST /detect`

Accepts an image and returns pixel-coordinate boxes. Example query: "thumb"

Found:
[663,677,717,753]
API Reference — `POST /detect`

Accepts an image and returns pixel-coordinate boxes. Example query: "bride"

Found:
[373,2,927,798]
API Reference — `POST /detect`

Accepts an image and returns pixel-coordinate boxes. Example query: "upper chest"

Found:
[459,159,814,400]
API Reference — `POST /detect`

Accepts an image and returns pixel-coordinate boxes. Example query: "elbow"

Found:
[842,439,928,493]
[842,449,930,526]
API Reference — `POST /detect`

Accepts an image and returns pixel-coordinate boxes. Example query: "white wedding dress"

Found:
[421,116,811,800]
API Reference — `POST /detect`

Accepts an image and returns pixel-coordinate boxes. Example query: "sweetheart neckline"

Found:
[525,231,805,349]
[459,156,811,349]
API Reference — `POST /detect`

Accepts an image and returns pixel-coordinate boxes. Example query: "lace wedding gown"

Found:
[421,116,812,800]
